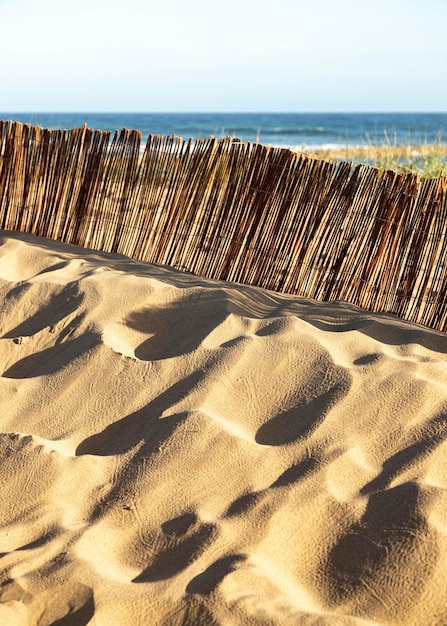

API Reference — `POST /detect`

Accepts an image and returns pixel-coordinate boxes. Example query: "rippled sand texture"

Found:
[0,231,447,625]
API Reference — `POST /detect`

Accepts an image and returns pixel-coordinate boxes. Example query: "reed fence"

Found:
[0,120,446,331]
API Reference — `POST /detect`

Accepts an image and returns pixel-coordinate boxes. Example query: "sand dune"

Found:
[0,230,446,625]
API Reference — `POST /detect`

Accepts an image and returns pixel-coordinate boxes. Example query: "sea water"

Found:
[1,112,446,150]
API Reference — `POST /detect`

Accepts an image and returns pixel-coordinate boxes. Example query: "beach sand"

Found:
[0,230,446,625]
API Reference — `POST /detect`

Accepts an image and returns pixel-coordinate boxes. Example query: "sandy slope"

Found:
[0,230,446,626]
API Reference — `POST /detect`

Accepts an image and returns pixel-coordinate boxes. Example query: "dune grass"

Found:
[300,131,447,178]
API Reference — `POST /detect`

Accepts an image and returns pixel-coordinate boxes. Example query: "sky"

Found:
[0,0,446,112]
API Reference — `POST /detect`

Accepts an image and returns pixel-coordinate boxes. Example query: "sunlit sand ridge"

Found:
[0,230,447,625]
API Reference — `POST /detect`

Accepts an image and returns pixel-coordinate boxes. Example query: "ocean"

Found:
[1,112,446,150]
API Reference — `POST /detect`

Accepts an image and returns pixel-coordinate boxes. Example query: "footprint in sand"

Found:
[255,357,351,446]
[2,332,100,379]
[320,482,438,622]
[0,579,94,626]
[186,554,247,595]
[76,368,205,456]
[132,513,217,583]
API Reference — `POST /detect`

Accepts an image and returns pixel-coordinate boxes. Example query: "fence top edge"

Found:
[1,119,446,185]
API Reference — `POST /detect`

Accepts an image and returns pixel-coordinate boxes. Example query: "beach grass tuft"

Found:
[299,131,446,178]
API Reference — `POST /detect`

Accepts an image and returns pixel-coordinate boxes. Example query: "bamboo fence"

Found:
[0,120,446,331]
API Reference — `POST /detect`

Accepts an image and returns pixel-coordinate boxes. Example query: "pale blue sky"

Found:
[1,0,445,112]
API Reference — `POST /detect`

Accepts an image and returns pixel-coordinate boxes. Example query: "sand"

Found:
[0,230,446,625]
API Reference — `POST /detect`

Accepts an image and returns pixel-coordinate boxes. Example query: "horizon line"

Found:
[2,111,447,116]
